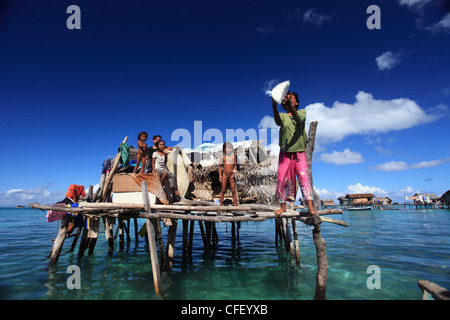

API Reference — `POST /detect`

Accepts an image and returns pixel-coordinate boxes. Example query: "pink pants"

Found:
[276,150,313,204]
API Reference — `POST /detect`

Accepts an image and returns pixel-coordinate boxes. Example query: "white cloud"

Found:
[256,25,275,35]
[348,183,388,196]
[258,115,278,130]
[314,187,345,201]
[375,51,403,71]
[319,148,364,165]
[302,8,334,26]
[370,157,450,171]
[0,184,65,206]
[304,91,438,146]
[397,0,433,11]
[258,115,280,156]
[5,189,23,197]
[314,184,420,203]
[426,12,450,34]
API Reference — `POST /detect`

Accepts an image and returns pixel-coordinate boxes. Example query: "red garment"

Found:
[66,184,85,202]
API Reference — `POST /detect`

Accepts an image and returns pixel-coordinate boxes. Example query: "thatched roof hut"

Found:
[345,193,375,204]
[188,141,277,204]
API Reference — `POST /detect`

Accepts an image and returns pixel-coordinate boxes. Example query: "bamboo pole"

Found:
[141,181,162,294]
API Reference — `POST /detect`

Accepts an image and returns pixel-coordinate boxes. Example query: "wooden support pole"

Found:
[133,217,139,245]
[146,219,162,294]
[198,220,209,251]
[49,214,70,267]
[104,217,114,254]
[78,217,89,258]
[291,219,300,265]
[188,219,195,256]
[163,219,178,272]
[69,225,83,253]
[87,218,99,256]
[312,223,328,300]
[118,217,125,251]
[125,219,131,243]
[182,219,189,261]
[141,181,162,294]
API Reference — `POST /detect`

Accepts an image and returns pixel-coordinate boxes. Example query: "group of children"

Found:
[133,131,237,205]
[133,133,179,195]
[133,89,317,216]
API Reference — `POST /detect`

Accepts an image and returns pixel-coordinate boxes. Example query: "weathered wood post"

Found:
[291,219,300,265]
[49,214,70,267]
[312,221,328,300]
[305,121,321,212]
[103,216,115,254]
[163,219,178,272]
[141,181,162,294]
[87,218,99,256]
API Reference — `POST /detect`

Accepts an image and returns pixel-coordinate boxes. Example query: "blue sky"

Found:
[0,0,449,206]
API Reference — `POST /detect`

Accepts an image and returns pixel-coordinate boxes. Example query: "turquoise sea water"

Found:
[0,207,449,300]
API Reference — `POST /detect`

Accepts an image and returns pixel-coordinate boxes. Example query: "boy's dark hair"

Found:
[282,91,300,110]
[137,131,148,139]
[153,135,162,140]
[157,140,165,146]
[222,142,234,152]
[289,91,299,105]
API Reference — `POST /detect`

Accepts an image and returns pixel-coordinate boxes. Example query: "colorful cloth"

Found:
[129,173,169,205]
[66,203,84,228]
[66,184,85,202]
[46,203,67,222]
[119,142,130,167]
[275,150,313,204]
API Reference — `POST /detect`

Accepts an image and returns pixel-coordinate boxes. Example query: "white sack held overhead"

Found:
[267,80,290,104]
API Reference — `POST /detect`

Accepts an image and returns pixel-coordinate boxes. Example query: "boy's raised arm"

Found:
[272,98,282,126]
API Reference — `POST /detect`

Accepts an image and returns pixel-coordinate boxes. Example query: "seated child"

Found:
[152,140,180,195]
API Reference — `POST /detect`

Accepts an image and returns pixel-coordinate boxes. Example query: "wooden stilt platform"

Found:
[29,122,350,300]
[30,198,347,299]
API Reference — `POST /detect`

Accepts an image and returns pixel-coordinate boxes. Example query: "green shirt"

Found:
[278,110,307,152]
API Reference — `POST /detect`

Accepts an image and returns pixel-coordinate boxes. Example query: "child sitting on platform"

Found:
[152,140,180,196]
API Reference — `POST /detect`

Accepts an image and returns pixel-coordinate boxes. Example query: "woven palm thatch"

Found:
[190,143,278,204]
